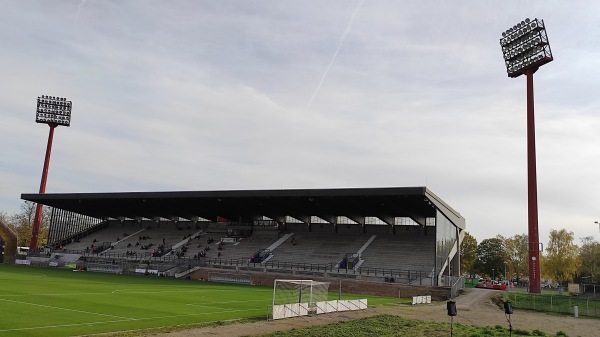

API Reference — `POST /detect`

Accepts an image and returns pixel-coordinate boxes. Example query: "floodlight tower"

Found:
[500,18,553,294]
[29,95,72,250]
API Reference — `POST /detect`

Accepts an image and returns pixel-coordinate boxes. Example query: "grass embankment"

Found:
[259,314,570,337]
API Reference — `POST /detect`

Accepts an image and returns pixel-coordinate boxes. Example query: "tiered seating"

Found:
[110,226,197,256]
[63,225,140,252]
[204,223,230,235]
[269,233,371,266]
[59,220,436,282]
[185,233,279,260]
[359,234,435,272]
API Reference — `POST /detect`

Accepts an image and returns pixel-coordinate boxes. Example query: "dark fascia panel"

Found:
[21,186,465,229]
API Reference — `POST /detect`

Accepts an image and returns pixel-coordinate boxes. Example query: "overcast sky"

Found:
[1,0,599,245]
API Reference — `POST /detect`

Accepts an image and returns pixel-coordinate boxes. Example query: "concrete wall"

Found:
[310,223,335,233]
[285,223,308,232]
[189,267,450,300]
[394,225,425,237]
[365,224,391,235]
[337,224,364,234]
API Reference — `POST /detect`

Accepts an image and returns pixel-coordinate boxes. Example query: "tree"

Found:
[460,231,477,275]
[474,237,505,279]
[502,233,529,282]
[5,201,50,247]
[542,229,580,285]
[577,236,600,284]
[0,211,9,226]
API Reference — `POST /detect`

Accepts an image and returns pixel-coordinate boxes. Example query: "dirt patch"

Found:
[147,289,596,337]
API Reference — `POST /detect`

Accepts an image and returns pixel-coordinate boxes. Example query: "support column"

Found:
[526,68,541,294]
[30,124,57,250]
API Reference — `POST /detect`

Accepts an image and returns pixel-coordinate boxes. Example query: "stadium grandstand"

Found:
[19,186,464,292]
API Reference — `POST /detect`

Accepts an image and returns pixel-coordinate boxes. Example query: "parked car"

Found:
[475,279,508,291]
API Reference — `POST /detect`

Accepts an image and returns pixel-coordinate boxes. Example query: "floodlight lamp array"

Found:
[500,18,553,78]
[36,95,72,126]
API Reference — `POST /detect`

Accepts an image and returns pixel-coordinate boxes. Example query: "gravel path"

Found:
[147,288,597,337]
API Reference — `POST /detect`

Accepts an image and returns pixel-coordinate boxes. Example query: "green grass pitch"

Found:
[0,264,400,337]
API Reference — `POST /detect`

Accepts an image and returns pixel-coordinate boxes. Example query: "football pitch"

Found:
[0,264,400,337]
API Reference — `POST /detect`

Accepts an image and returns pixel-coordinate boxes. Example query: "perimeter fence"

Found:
[507,293,600,318]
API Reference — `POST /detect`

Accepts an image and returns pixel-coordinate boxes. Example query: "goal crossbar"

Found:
[272,279,330,306]
[271,279,367,320]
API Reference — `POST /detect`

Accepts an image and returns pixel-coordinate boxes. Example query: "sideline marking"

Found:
[0,287,259,298]
[0,298,134,320]
[0,307,266,333]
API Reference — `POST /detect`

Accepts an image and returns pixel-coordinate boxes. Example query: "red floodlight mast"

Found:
[500,18,553,294]
[29,95,72,250]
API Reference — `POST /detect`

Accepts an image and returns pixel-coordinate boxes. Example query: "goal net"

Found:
[272,279,330,306]
[271,279,330,319]
[271,279,367,320]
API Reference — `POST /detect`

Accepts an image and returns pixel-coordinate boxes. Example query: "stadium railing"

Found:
[202,256,432,285]
[449,275,465,298]
[31,247,432,285]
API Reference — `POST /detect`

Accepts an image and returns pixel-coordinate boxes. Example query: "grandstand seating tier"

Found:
[59,222,437,278]
[269,233,372,266]
[359,234,435,272]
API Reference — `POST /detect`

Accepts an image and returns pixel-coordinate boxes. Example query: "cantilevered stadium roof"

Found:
[21,187,464,229]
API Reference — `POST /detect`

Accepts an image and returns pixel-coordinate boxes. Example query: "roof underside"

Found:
[21,186,465,229]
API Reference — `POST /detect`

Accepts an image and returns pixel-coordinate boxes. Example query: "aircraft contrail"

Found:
[305,0,365,112]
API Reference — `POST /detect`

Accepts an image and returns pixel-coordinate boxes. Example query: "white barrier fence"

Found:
[412,295,431,305]
[272,299,367,320]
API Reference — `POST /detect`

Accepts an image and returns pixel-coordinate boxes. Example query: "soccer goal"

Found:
[271,279,368,320]
[273,279,329,306]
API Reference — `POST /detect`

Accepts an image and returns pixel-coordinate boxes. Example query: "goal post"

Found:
[271,279,367,320]
[272,279,330,307]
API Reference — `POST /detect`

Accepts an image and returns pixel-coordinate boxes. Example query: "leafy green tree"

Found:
[542,229,580,285]
[460,231,477,275]
[502,233,529,282]
[577,236,600,283]
[474,237,505,279]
